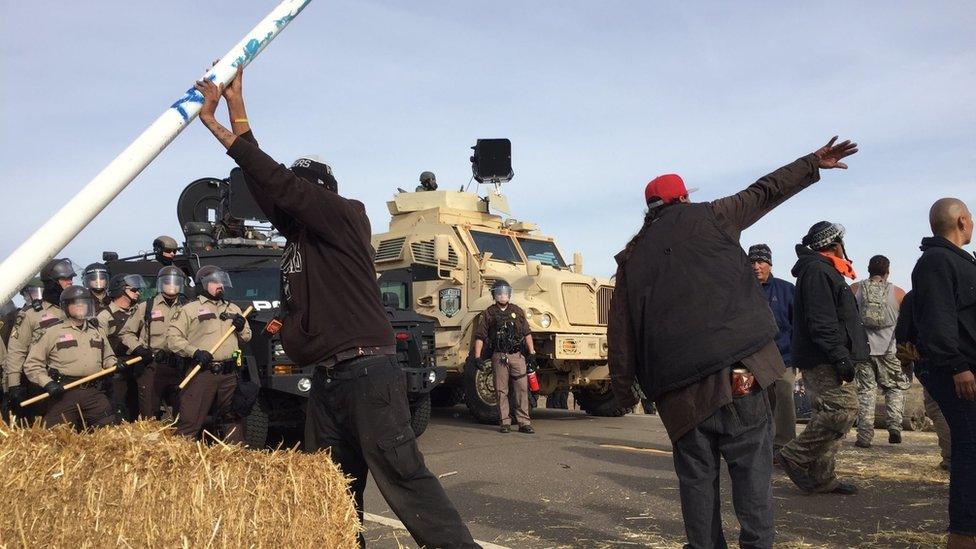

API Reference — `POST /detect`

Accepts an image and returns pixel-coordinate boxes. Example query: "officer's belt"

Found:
[317,345,396,369]
[210,359,238,374]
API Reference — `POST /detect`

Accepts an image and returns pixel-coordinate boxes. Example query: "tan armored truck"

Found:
[371,185,630,423]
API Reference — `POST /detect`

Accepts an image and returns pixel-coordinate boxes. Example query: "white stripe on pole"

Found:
[0,0,312,305]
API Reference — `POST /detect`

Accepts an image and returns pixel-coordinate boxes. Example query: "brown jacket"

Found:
[166,296,251,362]
[24,320,117,386]
[95,301,134,357]
[3,302,65,388]
[473,303,531,353]
[609,154,820,440]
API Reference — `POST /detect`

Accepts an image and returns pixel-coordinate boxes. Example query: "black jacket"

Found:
[911,236,976,375]
[790,245,869,369]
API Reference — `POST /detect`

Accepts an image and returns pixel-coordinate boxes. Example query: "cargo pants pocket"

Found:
[377,426,424,481]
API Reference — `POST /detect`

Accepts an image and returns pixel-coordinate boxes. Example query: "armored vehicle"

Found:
[103,170,443,447]
[371,146,629,423]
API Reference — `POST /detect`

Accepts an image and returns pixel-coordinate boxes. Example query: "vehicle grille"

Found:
[597,286,614,326]
[410,240,459,267]
[374,237,406,263]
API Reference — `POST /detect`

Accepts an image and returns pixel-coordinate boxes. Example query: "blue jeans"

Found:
[672,389,774,548]
[917,363,976,536]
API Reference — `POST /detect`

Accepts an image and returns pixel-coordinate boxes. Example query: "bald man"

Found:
[911,197,976,544]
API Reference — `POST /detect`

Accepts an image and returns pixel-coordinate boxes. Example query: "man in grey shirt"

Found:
[851,254,909,446]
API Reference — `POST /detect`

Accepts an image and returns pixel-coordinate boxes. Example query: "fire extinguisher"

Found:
[526,354,540,393]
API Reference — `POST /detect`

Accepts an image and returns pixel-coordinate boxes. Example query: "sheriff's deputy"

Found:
[96,273,147,420]
[473,279,536,434]
[23,285,118,429]
[166,265,250,443]
[120,266,188,419]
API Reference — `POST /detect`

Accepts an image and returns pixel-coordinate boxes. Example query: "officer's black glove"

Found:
[44,381,65,398]
[193,349,214,367]
[7,385,25,405]
[153,349,170,363]
[132,346,154,365]
[229,314,246,332]
[833,357,856,383]
[526,353,537,371]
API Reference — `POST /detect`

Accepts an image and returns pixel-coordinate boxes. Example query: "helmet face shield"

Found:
[157,273,185,297]
[21,286,43,302]
[83,270,109,291]
[60,286,96,321]
[491,283,512,302]
[122,274,146,292]
[199,269,233,297]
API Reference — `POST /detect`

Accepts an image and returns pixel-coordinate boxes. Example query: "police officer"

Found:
[96,274,147,420]
[120,266,187,420]
[153,236,179,266]
[473,280,537,434]
[3,259,74,415]
[23,285,118,429]
[1,279,42,345]
[167,266,250,442]
[193,68,478,548]
[82,262,110,313]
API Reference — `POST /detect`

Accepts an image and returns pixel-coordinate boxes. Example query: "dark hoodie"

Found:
[790,244,869,369]
[911,236,976,375]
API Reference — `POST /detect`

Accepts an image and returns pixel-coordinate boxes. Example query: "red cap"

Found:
[644,174,691,205]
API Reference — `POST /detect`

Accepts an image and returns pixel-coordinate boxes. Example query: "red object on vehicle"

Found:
[527,370,540,393]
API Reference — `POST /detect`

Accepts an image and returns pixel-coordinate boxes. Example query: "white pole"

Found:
[0,0,312,305]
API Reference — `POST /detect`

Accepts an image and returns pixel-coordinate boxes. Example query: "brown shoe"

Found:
[518,425,535,434]
[499,425,511,433]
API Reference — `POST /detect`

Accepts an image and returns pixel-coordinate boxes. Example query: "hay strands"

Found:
[178,305,253,390]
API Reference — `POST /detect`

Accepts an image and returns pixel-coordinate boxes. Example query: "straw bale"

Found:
[0,420,359,548]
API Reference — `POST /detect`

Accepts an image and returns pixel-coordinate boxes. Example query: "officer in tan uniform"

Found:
[473,279,536,434]
[3,259,75,415]
[96,274,147,420]
[120,266,188,420]
[23,285,118,429]
[167,266,250,442]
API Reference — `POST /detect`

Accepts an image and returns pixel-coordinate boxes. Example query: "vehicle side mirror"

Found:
[527,260,541,277]
[434,234,450,262]
[572,251,583,274]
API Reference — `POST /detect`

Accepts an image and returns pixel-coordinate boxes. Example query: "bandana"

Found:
[819,252,857,280]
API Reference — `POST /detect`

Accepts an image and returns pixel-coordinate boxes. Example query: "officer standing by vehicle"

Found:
[82,263,110,313]
[193,68,478,548]
[2,279,43,345]
[153,236,179,266]
[3,259,75,415]
[96,274,147,421]
[167,266,250,442]
[23,285,118,429]
[120,266,188,420]
[473,280,536,434]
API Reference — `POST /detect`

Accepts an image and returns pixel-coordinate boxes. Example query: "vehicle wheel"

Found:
[463,358,500,424]
[430,385,463,407]
[410,393,432,437]
[245,396,270,449]
[574,386,632,417]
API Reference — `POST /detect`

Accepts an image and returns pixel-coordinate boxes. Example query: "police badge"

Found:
[439,288,461,318]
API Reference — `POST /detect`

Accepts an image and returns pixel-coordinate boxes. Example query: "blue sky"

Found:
[2,1,973,290]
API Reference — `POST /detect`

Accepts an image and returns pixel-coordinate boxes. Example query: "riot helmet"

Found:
[20,277,44,303]
[490,279,513,304]
[419,171,438,191]
[153,235,179,265]
[108,273,146,300]
[40,258,76,303]
[195,265,232,300]
[157,266,186,298]
[83,262,109,292]
[60,285,96,321]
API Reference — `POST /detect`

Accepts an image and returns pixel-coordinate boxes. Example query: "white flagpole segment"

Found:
[0,0,312,305]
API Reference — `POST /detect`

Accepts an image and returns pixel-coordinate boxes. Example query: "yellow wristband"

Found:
[233,118,248,123]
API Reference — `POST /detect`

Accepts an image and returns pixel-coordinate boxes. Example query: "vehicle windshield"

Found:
[379,281,408,310]
[470,231,522,263]
[517,238,567,268]
[221,268,281,301]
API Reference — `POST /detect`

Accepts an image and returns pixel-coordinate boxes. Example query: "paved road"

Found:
[361,406,948,548]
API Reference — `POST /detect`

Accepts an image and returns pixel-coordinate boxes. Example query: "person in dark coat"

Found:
[609,137,858,549]
[749,243,797,453]
[777,221,868,496]
[911,198,976,545]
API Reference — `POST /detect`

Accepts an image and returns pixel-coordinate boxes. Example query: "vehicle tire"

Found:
[430,385,463,407]
[410,393,432,437]
[574,386,631,417]
[245,396,270,449]
[463,358,500,424]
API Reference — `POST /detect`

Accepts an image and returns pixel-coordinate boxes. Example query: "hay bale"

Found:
[0,420,360,548]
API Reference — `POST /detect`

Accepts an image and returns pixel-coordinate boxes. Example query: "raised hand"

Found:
[224,65,244,99]
[193,78,224,122]
[814,136,858,169]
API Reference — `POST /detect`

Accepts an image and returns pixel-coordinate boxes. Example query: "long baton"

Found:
[177,306,253,390]
[20,355,145,408]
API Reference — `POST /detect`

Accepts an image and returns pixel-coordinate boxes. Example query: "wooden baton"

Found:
[20,355,145,408]
[177,305,253,390]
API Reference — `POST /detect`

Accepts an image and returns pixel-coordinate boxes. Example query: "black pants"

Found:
[672,389,774,549]
[305,355,479,549]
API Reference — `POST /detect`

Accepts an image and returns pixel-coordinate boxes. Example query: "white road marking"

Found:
[363,512,512,549]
